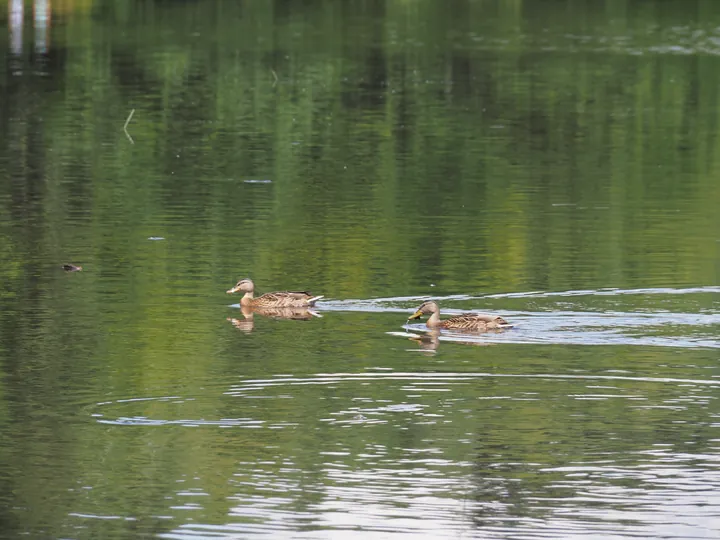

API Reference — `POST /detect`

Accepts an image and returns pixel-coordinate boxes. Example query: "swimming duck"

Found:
[408,301,511,331]
[226,278,323,308]
[62,264,83,272]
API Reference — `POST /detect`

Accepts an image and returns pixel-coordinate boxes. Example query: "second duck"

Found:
[408,301,511,331]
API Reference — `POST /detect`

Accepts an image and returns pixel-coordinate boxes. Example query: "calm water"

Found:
[1,0,720,538]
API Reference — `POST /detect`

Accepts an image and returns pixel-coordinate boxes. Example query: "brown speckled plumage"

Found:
[408,301,511,331]
[226,278,323,308]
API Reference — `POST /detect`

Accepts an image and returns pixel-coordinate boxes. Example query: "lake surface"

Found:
[1,0,720,538]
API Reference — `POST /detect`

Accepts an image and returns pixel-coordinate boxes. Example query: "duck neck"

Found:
[240,292,254,306]
[426,311,442,328]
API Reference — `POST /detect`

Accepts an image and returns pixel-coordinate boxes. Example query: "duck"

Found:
[407,301,512,331]
[226,278,323,308]
[62,264,83,272]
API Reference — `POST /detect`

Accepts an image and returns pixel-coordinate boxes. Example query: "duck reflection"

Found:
[399,329,501,353]
[407,330,441,353]
[227,305,322,333]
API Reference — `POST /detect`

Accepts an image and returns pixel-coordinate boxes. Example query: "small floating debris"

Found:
[62,264,83,272]
[243,179,272,184]
[148,237,165,241]
[123,109,135,145]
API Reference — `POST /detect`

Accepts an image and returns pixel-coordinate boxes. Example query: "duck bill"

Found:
[226,286,241,294]
[408,310,423,321]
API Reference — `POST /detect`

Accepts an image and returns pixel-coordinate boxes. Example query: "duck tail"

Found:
[307,295,324,306]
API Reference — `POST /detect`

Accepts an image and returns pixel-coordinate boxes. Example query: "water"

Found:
[1,0,720,538]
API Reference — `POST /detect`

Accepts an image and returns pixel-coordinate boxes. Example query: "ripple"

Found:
[322,285,720,309]
[91,371,720,429]
[87,368,720,540]
[97,417,271,427]
[320,287,719,349]
[481,286,720,299]
[156,451,720,539]
[227,371,720,396]
[323,285,720,307]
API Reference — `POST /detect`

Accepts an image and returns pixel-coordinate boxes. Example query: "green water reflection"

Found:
[0,0,719,538]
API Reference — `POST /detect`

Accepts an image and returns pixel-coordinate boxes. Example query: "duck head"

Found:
[227,278,254,294]
[408,301,438,320]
